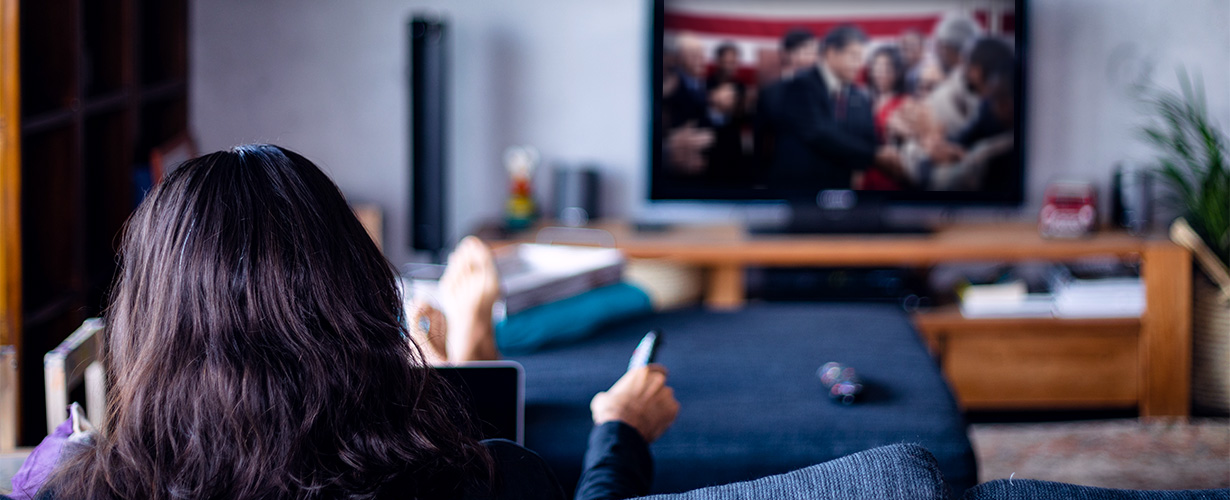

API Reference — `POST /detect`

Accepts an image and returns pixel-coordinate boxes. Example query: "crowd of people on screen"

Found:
[661,12,1018,194]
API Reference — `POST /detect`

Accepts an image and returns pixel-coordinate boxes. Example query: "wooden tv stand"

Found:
[484,221,1191,418]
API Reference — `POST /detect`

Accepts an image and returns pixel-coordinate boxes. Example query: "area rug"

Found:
[970,418,1230,490]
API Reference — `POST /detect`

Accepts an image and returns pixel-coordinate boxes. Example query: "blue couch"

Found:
[633,443,1229,500]
[638,443,950,500]
[963,479,1229,500]
[512,303,978,497]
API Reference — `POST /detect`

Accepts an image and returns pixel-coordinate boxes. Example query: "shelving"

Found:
[11,0,189,445]
[20,127,82,312]
[18,0,78,118]
[83,109,133,308]
[82,0,128,98]
[487,221,1193,418]
[138,0,188,85]
[139,94,187,151]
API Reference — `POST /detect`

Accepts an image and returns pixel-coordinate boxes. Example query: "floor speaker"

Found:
[409,16,448,257]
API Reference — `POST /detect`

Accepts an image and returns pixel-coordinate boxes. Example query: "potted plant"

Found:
[1139,69,1230,414]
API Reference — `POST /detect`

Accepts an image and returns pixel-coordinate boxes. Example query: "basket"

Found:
[1192,274,1230,415]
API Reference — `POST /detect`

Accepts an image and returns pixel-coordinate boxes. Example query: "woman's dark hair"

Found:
[45,144,491,499]
[869,45,907,95]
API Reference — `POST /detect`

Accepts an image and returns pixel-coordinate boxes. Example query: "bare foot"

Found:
[409,300,448,365]
[438,236,501,363]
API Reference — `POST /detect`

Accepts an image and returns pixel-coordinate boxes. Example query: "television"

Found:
[650,0,1025,232]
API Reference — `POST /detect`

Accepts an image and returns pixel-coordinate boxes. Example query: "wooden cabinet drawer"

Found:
[914,308,1142,410]
[942,332,1138,409]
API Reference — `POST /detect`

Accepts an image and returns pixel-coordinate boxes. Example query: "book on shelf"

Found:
[956,264,1145,319]
[958,280,1054,318]
[402,244,625,320]
[1047,266,1144,319]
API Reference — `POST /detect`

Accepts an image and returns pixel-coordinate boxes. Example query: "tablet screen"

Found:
[434,362,524,444]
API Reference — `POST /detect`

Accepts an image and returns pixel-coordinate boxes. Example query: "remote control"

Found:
[628,330,662,370]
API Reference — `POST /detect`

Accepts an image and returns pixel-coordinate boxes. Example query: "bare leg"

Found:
[437,236,501,363]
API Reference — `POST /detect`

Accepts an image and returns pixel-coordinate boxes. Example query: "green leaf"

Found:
[1138,68,1230,268]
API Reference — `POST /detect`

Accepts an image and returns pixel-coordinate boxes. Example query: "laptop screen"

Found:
[433,361,525,444]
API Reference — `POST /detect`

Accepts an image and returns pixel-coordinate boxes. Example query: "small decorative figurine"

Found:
[504,145,539,230]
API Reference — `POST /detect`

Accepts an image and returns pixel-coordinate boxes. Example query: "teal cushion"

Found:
[496,283,653,355]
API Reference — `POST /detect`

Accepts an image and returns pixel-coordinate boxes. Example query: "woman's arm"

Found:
[576,365,680,500]
[574,421,655,500]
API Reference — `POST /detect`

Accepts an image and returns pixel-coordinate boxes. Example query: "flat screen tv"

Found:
[650,0,1025,229]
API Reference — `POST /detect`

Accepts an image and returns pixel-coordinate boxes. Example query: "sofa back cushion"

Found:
[635,443,948,500]
[964,479,1230,500]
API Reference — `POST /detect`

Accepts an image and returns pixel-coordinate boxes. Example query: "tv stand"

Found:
[484,220,1191,418]
[751,206,932,235]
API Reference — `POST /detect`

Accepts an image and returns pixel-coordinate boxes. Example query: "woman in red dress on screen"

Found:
[863,45,910,191]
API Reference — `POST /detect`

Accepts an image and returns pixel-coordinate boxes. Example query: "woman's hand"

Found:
[590,365,680,443]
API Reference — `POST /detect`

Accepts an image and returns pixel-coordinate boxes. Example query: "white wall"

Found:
[191,0,649,265]
[191,0,1230,266]
[1028,0,1230,219]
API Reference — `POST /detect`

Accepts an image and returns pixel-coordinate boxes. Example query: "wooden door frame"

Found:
[1,0,23,450]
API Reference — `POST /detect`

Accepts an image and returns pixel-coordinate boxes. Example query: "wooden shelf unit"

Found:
[8,0,189,445]
[486,221,1193,418]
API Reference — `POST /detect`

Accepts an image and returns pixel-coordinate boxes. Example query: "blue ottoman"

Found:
[512,303,977,497]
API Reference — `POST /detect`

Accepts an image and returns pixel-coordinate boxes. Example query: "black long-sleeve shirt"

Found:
[468,421,653,500]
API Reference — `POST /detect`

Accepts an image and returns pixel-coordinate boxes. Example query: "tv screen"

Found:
[651,0,1024,206]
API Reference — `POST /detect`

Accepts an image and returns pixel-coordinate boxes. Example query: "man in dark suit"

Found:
[698,81,748,183]
[756,29,819,176]
[773,25,902,191]
[660,34,714,174]
[663,34,708,129]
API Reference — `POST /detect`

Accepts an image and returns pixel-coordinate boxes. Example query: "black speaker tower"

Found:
[409,16,448,259]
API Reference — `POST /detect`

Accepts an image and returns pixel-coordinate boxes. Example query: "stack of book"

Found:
[957,266,1145,319]
[958,280,1054,318]
[495,244,624,316]
[1047,267,1145,319]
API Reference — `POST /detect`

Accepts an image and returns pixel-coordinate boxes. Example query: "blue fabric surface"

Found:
[638,443,949,500]
[963,479,1230,500]
[512,303,977,498]
[496,283,653,355]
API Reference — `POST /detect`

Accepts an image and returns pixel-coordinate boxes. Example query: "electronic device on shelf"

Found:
[409,15,449,258]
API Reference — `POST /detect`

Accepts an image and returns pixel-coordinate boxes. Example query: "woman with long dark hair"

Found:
[17,144,677,500]
[863,44,911,190]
